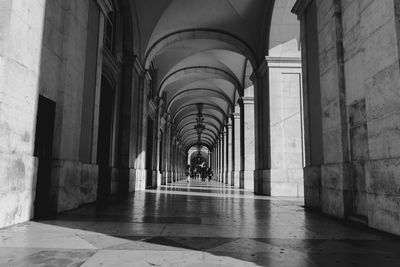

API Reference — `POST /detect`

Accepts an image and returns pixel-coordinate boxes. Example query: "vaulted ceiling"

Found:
[129,0,277,151]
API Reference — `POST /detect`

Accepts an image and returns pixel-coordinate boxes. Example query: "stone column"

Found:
[267,57,303,197]
[224,126,229,184]
[134,71,151,190]
[297,0,351,218]
[243,96,255,191]
[177,143,182,180]
[168,135,175,184]
[226,122,233,185]
[161,121,170,185]
[232,107,242,188]
[220,132,225,182]
[292,0,324,209]
[172,139,177,182]
[251,60,272,195]
[239,99,245,189]
[0,0,46,228]
[150,100,160,188]
[216,144,219,180]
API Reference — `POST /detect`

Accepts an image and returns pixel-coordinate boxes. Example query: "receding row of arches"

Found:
[2,0,304,227]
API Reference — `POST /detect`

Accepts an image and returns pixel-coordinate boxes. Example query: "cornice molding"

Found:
[242,96,254,105]
[292,0,313,18]
[266,56,301,68]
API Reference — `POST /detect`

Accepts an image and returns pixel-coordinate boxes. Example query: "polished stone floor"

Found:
[1,180,400,266]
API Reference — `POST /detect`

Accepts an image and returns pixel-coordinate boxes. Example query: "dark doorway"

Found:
[34,95,56,219]
[146,117,154,188]
[97,76,114,203]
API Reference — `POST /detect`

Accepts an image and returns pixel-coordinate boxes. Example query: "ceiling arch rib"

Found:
[177,121,220,139]
[158,66,242,97]
[169,96,229,121]
[183,136,214,150]
[144,29,258,70]
[182,136,215,147]
[167,88,233,112]
[180,129,217,144]
[176,113,223,137]
[172,103,227,125]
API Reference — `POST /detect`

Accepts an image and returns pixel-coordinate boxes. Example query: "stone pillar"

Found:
[155,119,163,187]
[267,57,303,197]
[134,71,152,190]
[292,0,351,216]
[216,139,220,181]
[226,122,233,185]
[216,144,220,180]
[177,143,182,180]
[149,99,160,189]
[220,132,225,182]
[232,111,242,188]
[161,121,170,185]
[215,143,219,180]
[251,64,270,195]
[224,126,229,184]
[172,139,177,182]
[243,96,255,191]
[168,135,175,184]
[0,0,46,228]
[239,99,245,189]
[292,0,323,209]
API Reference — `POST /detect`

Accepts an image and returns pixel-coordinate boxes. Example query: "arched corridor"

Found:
[2,0,400,265]
[1,181,400,266]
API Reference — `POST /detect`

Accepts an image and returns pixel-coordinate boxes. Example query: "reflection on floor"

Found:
[1,180,400,266]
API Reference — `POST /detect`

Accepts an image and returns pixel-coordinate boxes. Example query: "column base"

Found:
[239,170,244,189]
[134,168,147,191]
[225,171,229,184]
[114,167,131,193]
[254,169,271,195]
[161,171,168,185]
[0,153,38,228]
[230,171,236,186]
[151,170,158,188]
[269,168,304,197]
[320,163,353,218]
[244,170,255,191]
[166,171,173,184]
[51,159,98,212]
[219,171,224,182]
[304,166,322,211]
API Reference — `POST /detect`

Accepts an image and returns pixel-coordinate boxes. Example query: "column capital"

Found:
[250,56,269,81]
[266,56,301,69]
[291,0,313,18]
[242,96,254,105]
[226,124,232,129]
[233,113,241,119]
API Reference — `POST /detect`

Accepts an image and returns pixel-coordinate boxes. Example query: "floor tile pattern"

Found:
[1,180,400,266]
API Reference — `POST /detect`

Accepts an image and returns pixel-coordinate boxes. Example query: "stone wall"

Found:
[328,0,400,235]
[0,0,46,228]
[38,0,101,212]
[295,0,400,235]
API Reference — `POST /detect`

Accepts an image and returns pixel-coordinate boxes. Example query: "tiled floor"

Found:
[1,180,400,266]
